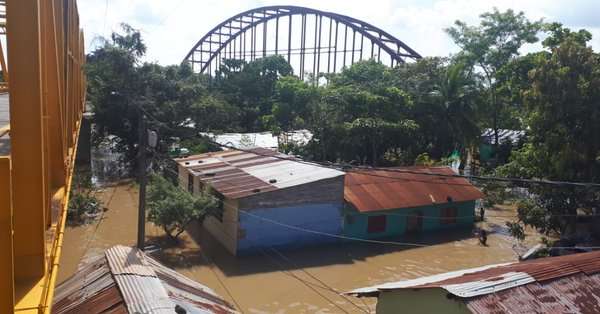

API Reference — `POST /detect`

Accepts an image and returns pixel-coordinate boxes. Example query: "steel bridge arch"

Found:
[183,5,422,78]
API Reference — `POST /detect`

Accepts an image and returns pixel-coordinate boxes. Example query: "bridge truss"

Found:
[183,6,422,79]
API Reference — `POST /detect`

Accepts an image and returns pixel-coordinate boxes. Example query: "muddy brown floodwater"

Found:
[58,181,543,313]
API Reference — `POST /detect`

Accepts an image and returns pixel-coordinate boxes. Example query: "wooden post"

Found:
[137,112,147,250]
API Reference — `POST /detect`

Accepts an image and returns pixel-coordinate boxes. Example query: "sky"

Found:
[79,0,600,65]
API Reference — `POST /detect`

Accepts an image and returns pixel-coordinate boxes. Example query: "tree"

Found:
[392,57,481,161]
[87,24,208,168]
[147,175,219,241]
[215,55,293,131]
[304,60,418,165]
[446,9,542,149]
[499,35,600,240]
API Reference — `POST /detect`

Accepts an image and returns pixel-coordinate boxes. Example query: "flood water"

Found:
[58,147,543,313]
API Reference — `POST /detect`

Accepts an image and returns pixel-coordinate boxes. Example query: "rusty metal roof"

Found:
[53,245,237,314]
[175,148,344,199]
[349,251,600,313]
[466,272,600,313]
[344,167,484,212]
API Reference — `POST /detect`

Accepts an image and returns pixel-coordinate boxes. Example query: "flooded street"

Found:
[58,179,542,313]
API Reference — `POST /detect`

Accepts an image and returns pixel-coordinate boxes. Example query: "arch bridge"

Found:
[183,5,422,79]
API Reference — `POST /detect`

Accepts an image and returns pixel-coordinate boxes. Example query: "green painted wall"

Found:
[375,289,471,314]
[343,200,475,239]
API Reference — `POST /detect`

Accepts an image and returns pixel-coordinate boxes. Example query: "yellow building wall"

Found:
[376,288,471,314]
[202,198,239,255]
[176,167,240,255]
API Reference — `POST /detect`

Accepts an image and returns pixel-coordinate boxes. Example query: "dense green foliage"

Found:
[67,170,102,224]
[499,35,600,238]
[87,11,600,241]
[147,175,219,240]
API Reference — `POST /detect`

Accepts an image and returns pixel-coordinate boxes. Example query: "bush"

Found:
[147,174,219,241]
[67,169,102,224]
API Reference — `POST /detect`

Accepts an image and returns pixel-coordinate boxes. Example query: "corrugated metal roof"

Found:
[482,128,525,144]
[199,130,313,150]
[344,167,484,212]
[175,148,344,199]
[348,250,600,309]
[54,245,238,314]
[467,272,600,314]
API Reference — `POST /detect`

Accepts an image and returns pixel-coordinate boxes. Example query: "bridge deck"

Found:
[0,93,8,155]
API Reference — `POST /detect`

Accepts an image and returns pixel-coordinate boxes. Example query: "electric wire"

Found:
[267,246,371,313]
[135,104,600,189]
[140,107,600,221]
[256,247,353,314]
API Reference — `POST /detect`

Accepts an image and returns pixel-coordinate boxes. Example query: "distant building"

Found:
[175,148,345,255]
[479,128,525,162]
[200,129,313,151]
[348,250,600,314]
[343,167,483,239]
[53,245,237,313]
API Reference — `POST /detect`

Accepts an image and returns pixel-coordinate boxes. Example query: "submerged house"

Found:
[348,250,600,314]
[175,148,345,255]
[53,245,237,313]
[343,167,484,239]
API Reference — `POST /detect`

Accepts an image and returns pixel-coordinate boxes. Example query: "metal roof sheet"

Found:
[199,130,313,150]
[348,250,600,304]
[175,148,344,199]
[344,167,484,212]
[54,245,238,314]
[467,272,600,314]
[482,128,525,144]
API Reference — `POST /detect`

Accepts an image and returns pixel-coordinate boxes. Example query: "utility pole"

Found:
[137,111,147,250]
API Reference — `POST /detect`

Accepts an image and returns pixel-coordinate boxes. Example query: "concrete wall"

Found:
[177,165,189,189]
[376,289,471,314]
[236,177,345,254]
[343,201,475,239]
[237,202,343,254]
[202,198,239,255]
[177,170,346,255]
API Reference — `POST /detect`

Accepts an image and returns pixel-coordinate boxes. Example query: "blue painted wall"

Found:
[237,203,343,254]
[343,201,476,239]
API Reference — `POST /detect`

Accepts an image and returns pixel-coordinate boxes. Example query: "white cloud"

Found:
[79,0,600,65]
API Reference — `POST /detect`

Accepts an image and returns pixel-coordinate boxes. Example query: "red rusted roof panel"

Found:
[345,167,484,212]
[54,246,238,314]
[177,148,344,200]
[467,272,600,314]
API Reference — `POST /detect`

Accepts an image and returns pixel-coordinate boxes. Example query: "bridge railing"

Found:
[0,0,86,313]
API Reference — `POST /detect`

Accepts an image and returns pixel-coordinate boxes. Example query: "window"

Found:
[367,215,387,233]
[187,173,194,193]
[441,208,457,224]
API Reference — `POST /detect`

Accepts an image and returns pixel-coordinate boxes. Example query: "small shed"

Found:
[53,245,237,314]
[347,250,600,314]
[343,167,484,239]
[175,148,345,255]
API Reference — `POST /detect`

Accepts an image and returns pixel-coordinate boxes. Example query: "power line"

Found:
[255,247,354,314]
[267,246,371,313]
[239,210,428,247]
[160,167,600,221]
[133,104,600,189]
[200,134,600,189]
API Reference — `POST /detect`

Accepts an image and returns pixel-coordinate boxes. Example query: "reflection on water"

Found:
[90,142,130,186]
